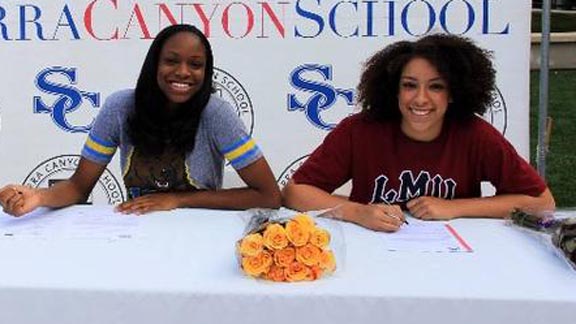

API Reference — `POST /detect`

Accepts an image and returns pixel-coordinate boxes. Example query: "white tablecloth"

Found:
[1,206,575,324]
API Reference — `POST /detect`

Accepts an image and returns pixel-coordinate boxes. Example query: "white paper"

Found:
[0,206,140,241]
[382,219,472,253]
[553,209,576,220]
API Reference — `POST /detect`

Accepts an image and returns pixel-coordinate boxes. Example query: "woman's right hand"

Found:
[282,181,406,232]
[345,203,405,232]
[0,185,42,217]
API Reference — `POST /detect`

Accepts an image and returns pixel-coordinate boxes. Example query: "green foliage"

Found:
[532,11,576,33]
[530,70,576,207]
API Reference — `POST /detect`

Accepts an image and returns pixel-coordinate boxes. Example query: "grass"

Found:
[530,69,576,207]
[532,10,576,32]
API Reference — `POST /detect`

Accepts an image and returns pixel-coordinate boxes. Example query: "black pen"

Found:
[382,200,409,225]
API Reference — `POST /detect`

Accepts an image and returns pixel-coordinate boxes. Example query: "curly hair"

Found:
[357,34,495,121]
[127,24,214,155]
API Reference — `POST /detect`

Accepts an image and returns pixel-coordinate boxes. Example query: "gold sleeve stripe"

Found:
[85,137,115,156]
[224,138,256,161]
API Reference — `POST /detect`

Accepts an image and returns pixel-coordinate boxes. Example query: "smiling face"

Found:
[156,32,206,108]
[398,57,451,141]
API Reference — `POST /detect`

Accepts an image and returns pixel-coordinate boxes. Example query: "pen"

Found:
[382,200,409,225]
[399,216,410,225]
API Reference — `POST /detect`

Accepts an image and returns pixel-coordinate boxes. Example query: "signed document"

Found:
[382,218,473,253]
[0,206,140,241]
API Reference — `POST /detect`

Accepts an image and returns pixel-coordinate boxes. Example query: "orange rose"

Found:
[285,220,310,247]
[286,261,310,282]
[241,250,273,277]
[296,243,322,266]
[293,213,316,230]
[309,228,331,249]
[273,247,296,268]
[306,265,324,281]
[318,249,336,273]
[238,233,264,257]
[266,265,286,282]
[263,223,289,250]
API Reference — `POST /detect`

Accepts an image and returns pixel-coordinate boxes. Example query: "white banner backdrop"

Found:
[0,0,531,203]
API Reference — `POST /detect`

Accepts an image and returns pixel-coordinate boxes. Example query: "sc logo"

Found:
[287,64,355,130]
[33,67,100,133]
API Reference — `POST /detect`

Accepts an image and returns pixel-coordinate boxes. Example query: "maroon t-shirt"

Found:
[293,113,546,205]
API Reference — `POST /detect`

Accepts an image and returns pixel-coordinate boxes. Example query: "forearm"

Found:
[174,187,281,210]
[282,182,349,211]
[448,190,556,219]
[282,182,362,223]
[36,157,105,209]
[37,180,91,208]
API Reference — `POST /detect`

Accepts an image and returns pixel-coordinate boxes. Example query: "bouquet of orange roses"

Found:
[237,210,339,282]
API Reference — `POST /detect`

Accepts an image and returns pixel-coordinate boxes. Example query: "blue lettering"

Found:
[287,64,354,130]
[288,65,338,129]
[401,0,435,37]
[294,0,324,38]
[440,0,475,35]
[482,0,509,34]
[33,67,100,133]
[0,6,11,40]
[19,5,45,41]
[362,1,378,37]
[52,5,80,40]
[380,1,395,36]
[329,1,359,38]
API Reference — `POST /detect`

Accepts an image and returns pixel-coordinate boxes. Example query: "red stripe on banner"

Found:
[445,224,473,252]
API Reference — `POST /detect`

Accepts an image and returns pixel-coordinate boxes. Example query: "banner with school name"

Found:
[0,0,531,202]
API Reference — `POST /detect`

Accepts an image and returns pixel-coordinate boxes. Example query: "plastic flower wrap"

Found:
[509,209,576,271]
[237,209,344,282]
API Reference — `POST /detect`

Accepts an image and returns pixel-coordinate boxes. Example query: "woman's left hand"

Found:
[115,192,181,215]
[406,196,455,220]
